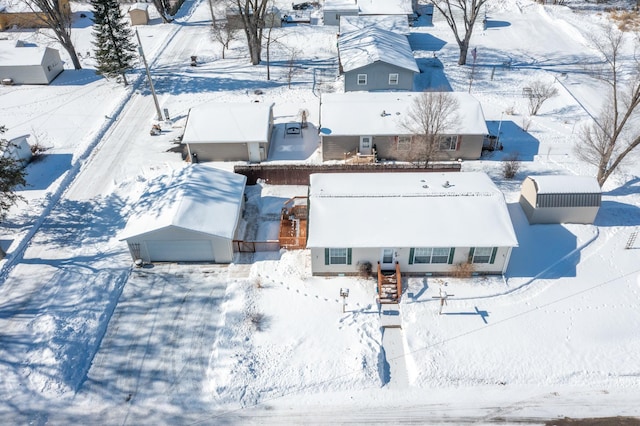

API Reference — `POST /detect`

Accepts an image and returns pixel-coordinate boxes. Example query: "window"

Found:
[357,74,367,85]
[410,247,453,264]
[397,136,411,151]
[470,247,497,264]
[389,73,399,85]
[325,248,352,265]
[438,135,458,151]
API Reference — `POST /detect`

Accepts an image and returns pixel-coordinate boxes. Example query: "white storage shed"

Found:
[519,175,601,224]
[119,165,247,263]
[1,134,32,166]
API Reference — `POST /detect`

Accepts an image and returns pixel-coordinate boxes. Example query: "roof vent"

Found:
[442,181,452,188]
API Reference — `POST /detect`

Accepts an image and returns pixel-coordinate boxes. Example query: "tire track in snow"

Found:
[0,2,200,285]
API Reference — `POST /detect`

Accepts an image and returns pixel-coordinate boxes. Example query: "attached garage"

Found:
[519,175,601,224]
[119,165,247,264]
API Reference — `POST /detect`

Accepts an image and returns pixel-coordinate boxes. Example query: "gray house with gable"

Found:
[338,27,418,92]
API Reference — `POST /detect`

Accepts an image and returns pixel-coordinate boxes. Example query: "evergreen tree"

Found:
[0,126,27,221]
[91,0,137,85]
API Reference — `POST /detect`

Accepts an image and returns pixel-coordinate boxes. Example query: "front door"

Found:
[360,136,372,155]
[380,248,395,270]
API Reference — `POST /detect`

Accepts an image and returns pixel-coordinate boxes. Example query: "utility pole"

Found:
[135,29,163,121]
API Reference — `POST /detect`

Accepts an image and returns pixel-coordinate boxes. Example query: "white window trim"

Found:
[329,248,348,265]
[439,135,458,151]
[472,247,493,264]
[413,247,451,264]
[357,74,367,85]
[389,73,399,85]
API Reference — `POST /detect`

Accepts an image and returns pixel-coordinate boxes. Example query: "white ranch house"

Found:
[339,15,410,36]
[182,102,274,163]
[306,172,518,276]
[319,91,489,161]
[323,0,359,26]
[119,166,246,264]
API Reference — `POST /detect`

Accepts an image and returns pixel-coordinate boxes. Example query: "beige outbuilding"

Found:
[519,175,601,224]
[128,3,150,25]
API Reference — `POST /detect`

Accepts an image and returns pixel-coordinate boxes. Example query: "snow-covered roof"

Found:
[119,165,247,241]
[0,40,52,66]
[307,172,518,248]
[129,3,149,12]
[357,0,413,15]
[321,92,489,136]
[182,102,273,144]
[323,0,359,12]
[527,175,601,194]
[0,0,33,13]
[338,27,418,73]
[339,15,410,35]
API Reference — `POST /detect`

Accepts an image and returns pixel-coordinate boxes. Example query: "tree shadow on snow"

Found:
[594,200,640,227]
[21,154,73,191]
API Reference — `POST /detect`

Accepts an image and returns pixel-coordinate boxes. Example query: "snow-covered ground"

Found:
[0,0,639,424]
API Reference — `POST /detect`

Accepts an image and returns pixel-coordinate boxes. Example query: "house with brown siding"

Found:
[0,0,70,30]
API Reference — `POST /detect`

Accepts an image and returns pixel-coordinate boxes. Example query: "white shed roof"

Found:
[357,0,413,15]
[527,175,601,194]
[338,27,418,73]
[182,102,273,144]
[339,15,410,35]
[129,2,149,11]
[119,166,246,241]
[307,172,518,248]
[0,40,52,66]
[324,0,359,12]
[321,92,489,136]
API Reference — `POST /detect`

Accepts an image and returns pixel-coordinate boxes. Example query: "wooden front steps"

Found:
[377,261,402,304]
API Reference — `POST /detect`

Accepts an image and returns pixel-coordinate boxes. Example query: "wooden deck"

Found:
[278,197,308,249]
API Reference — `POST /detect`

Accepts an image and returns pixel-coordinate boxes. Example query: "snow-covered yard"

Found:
[0,0,639,423]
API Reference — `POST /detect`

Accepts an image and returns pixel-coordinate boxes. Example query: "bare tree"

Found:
[404,91,460,167]
[502,152,521,179]
[430,0,489,65]
[285,48,301,88]
[527,80,559,115]
[152,0,173,23]
[575,27,640,186]
[263,7,283,80]
[211,20,238,59]
[23,0,82,69]
[233,0,269,65]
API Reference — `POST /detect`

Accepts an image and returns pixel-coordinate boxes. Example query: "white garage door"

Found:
[145,240,215,262]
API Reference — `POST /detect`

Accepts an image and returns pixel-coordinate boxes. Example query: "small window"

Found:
[329,248,348,264]
[413,248,431,264]
[389,73,399,85]
[397,136,411,151]
[438,135,458,151]
[472,247,493,264]
[357,74,367,85]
